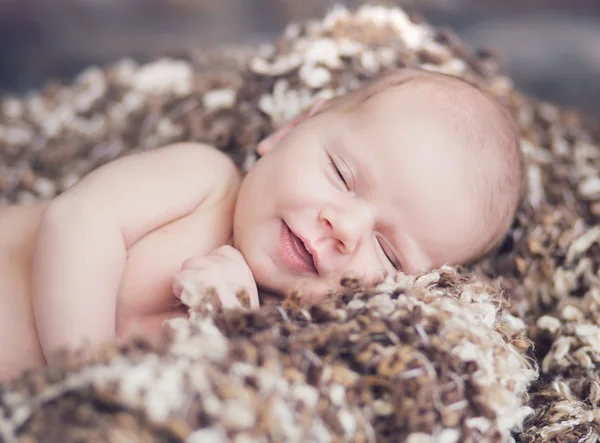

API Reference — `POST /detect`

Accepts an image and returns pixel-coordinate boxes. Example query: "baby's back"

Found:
[0,203,47,378]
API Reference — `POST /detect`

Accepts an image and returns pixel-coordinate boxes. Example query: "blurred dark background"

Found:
[1,0,600,114]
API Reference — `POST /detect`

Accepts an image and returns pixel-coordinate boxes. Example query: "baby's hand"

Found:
[172,246,260,310]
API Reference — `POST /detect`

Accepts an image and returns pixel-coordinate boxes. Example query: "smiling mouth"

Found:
[280,222,318,275]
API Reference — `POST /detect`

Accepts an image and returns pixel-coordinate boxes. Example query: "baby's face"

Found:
[234,85,487,303]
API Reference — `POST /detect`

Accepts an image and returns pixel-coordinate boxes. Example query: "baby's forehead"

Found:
[340,96,477,189]
[323,70,521,263]
[324,69,510,175]
[360,74,489,116]
[352,76,505,160]
[340,78,492,208]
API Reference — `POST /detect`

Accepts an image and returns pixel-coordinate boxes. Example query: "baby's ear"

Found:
[256,99,327,156]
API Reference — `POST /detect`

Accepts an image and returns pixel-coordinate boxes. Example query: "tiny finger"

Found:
[172,269,202,298]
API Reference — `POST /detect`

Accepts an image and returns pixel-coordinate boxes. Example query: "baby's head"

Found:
[234,68,523,303]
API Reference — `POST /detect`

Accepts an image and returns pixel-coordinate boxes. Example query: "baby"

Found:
[0,68,522,381]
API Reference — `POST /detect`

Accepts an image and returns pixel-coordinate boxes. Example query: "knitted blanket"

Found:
[0,5,597,442]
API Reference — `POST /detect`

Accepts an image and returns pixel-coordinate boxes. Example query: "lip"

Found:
[280,222,320,275]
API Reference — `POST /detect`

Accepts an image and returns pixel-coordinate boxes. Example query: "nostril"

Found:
[319,209,333,230]
[337,239,348,254]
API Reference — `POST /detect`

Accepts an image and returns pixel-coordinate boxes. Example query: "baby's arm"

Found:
[32,143,239,362]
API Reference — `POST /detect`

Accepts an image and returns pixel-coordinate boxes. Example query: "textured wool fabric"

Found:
[0,4,598,442]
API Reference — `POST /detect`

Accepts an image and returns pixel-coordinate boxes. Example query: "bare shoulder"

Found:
[59,141,240,201]
[157,142,237,168]
[133,142,240,184]
[168,142,241,191]
[163,142,241,206]
[47,141,241,247]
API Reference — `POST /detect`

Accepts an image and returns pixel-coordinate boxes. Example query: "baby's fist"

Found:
[173,245,259,310]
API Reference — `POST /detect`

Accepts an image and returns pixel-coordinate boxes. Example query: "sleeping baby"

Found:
[0,68,523,381]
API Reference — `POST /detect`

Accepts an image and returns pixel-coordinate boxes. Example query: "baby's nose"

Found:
[319,204,373,254]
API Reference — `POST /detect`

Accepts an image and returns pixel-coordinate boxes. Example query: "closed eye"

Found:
[329,156,349,189]
[377,237,401,271]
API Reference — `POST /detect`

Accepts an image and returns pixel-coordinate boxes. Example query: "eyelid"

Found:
[331,153,355,190]
[328,154,349,190]
[377,235,401,270]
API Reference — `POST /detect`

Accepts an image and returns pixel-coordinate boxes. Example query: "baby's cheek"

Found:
[243,253,270,289]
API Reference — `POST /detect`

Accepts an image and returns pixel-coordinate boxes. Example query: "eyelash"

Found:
[329,157,349,189]
[378,237,400,270]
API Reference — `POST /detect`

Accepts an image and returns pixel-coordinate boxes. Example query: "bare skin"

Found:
[0,69,520,382]
[0,143,242,380]
[0,204,46,377]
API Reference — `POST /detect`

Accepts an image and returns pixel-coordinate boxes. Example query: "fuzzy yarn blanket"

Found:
[0,4,598,442]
